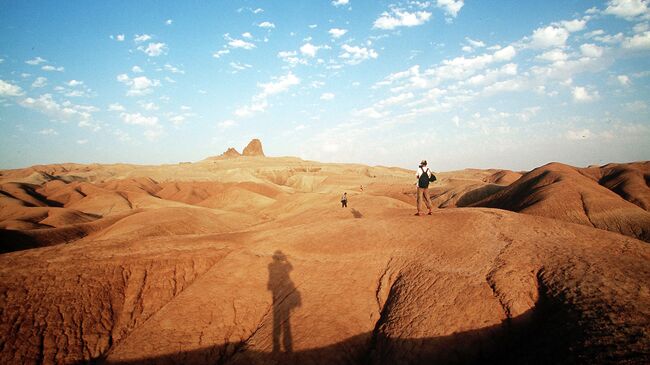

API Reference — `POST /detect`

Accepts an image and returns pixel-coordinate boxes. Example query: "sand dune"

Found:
[0,142,648,364]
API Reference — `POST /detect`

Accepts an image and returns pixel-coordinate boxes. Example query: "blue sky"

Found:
[1,0,649,171]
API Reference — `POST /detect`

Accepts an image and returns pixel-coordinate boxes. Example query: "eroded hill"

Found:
[0,152,649,364]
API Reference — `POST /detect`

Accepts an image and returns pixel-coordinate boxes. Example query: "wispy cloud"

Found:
[116,74,161,96]
[258,21,275,29]
[138,42,168,56]
[374,9,432,30]
[134,34,152,43]
[25,57,47,65]
[0,79,24,96]
[436,0,464,18]
[329,28,348,38]
[339,44,378,65]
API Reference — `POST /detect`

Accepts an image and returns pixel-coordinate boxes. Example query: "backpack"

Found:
[418,167,430,188]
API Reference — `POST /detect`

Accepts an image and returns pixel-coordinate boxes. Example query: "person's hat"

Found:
[420,160,427,166]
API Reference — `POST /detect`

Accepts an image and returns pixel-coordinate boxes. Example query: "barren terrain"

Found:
[1,141,649,364]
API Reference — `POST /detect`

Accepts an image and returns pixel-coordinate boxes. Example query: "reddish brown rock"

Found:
[0,158,648,364]
[242,139,265,157]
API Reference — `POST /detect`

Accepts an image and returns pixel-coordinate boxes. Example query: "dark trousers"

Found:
[341,200,347,208]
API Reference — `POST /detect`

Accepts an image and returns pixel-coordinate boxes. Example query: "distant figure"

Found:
[268,250,301,353]
[415,160,433,216]
[341,192,348,208]
[360,185,364,192]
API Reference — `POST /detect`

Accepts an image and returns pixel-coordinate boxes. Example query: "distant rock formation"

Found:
[221,147,242,158]
[243,139,265,157]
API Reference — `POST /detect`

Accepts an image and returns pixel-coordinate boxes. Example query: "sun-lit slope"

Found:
[91,206,264,241]
[1,208,648,364]
[470,162,650,242]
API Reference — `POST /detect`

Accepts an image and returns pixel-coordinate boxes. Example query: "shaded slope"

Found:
[471,162,650,241]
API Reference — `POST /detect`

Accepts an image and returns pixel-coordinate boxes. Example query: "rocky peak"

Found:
[221,147,241,158]
[242,139,265,157]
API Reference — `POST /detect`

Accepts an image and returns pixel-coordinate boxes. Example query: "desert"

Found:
[2,1,650,364]
[1,139,649,364]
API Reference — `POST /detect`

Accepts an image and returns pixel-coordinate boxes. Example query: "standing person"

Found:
[415,160,433,216]
[341,192,348,208]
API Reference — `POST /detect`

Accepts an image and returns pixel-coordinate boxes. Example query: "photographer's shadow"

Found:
[267,250,301,353]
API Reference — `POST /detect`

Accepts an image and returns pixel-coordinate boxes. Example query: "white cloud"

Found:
[108,103,125,111]
[77,139,88,144]
[32,77,48,88]
[530,26,570,48]
[165,19,173,25]
[132,65,144,73]
[572,86,599,102]
[595,32,625,44]
[212,49,230,58]
[634,22,650,33]
[38,128,58,135]
[622,31,650,49]
[116,34,125,41]
[436,0,464,18]
[309,24,318,29]
[353,107,386,119]
[604,0,650,20]
[258,21,275,29]
[537,48,569,62]
[139,101,159,111]
[329,28,348,38]
[320,92,335,100]
[117,74,161,96]
[278,51,307,67]
[230,61,252,71]
[378,92,414,107]
[26,57,47,65]
[566,129,592,140]
[0,79,24,96]
[561,19,587,32]
[164,63,185,74]
[332,0,349,7]
[253,8,263,14]
[493,45,516,61]
[234,99,268,118]
[138,42,168,56]
[258,72,301,98]
[121,112,158,126]
[134,34,152,43]
[373,9,432,30]
[465,37,485,48]
[42,65,64,72]
[236,72,301,118]
[340,44,378,65]
[67,80,83,87]
[617,74,632,86]
[300,43,321,57]
[228,38,256,50]
[580,43,604,58]
[218,119,237,129]
[20,94,97,128]
[242,32,253,39]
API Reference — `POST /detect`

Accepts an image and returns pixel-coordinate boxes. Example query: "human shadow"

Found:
[85,271,643,365]
[267,250,301,354]
[350,208,363,218]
